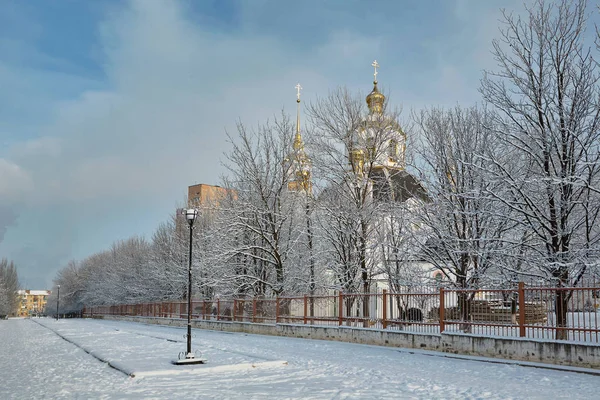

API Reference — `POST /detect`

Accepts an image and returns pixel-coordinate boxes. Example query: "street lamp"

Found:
[56,285,60,321]
[173,208,206,365]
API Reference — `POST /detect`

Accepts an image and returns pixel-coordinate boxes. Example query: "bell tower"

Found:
[359,60,406,172]
[286,83,312,194]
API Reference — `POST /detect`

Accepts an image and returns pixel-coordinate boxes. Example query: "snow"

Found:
[1,318,599,399]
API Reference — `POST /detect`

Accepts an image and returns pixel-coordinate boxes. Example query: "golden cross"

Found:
[295,83,302,101]
[372,60,379,82]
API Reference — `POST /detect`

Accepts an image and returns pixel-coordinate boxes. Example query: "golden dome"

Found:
[366,81,385,114]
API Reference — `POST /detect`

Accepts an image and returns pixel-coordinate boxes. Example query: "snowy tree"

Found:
[306,88,374,300]
[47,260,87,315]
[147,215,189,300]
[374,198,427,288]
[52,214,189,309]
[0,259,19,317]
[414,107,512,287]
[306,86,419,322]
[481,0,600,339]
[213,114,306,297]
[413,106,514,329]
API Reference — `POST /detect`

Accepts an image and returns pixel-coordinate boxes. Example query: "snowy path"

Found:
[1,318,599,399]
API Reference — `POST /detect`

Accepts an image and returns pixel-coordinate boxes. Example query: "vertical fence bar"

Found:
[217,299,220,321]
[439,288,445,333]
[304,295,308,325]
[276,297,280,324]
[233,299,237,322]
[338,292,343,326]
[590,286,598,343]
[382,290,387,330]
[518,282,526,337]
[252,298,257,323]
[581,288,585,342]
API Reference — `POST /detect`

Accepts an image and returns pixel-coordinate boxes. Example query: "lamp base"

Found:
[172,352,207,365]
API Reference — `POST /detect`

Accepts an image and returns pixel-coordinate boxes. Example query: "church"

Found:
[285,61,427,204]
[285,61,437,302]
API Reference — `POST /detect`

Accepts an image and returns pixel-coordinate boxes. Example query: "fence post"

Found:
[518,281,526,337]
[233,299,237,322]
[439,287,445,333]
[217,298,220,321]
[253,298,257,323]
[303,295,308,325]
[382,290,387,329]
[338,291,343,326]
[276,296,280,324]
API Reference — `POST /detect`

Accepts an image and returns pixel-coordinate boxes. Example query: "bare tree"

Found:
[413,106,513,329]
[481,0,600,339]
[147,216,188,300]
[306,85,412,323]
[415,107,511,287]
[215,114,305,297]
[49,260,88,316]
[0,259,19,317]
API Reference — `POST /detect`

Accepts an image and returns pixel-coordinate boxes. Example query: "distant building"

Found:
[187,184,235,208]
[18,290,51,317]
[176,184,237,231]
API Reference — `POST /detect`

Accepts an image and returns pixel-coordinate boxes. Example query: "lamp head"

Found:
[185,208,198,226]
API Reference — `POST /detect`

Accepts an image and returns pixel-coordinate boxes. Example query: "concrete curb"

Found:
[394,347,600,376]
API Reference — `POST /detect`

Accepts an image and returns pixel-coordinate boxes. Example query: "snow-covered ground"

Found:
[1,318,599,399]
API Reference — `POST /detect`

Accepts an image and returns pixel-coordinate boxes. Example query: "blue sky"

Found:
[0,0,535,289]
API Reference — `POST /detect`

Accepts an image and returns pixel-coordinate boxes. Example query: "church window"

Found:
[366,137,375,160]
[389,139,399,157]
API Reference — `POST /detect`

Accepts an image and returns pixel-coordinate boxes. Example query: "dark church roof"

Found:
[370,168,429,203]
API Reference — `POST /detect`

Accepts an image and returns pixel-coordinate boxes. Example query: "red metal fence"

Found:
[83,283,600,344]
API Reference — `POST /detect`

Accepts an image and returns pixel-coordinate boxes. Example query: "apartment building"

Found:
[18,289,51,317]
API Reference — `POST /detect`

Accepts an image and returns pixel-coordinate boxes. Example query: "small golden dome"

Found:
[366,81,385,114]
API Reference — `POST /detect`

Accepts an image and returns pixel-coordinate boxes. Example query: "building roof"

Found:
[370,168,429,203]
[18,290,51,295]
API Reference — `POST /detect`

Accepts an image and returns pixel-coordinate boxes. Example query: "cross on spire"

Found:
[372,60,379,83]
[295,83,302,102]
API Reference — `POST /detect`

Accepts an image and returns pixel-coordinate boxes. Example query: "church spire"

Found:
[294,83,303,150]
[366,60,385,114]
[287,83,312,194]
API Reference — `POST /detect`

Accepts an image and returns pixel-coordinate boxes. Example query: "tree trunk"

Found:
[458,291,472,333]
[554,268,570,340]
[554,290,569,340]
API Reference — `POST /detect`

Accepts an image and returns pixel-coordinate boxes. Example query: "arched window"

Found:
[389,139,399,157]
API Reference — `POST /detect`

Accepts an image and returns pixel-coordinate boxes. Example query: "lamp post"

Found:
[173,208,206,365]
[56,285,60,321]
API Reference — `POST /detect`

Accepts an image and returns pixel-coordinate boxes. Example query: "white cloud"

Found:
[9,137,61,159]
[317,30,382,60]
[0,158,32,202]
